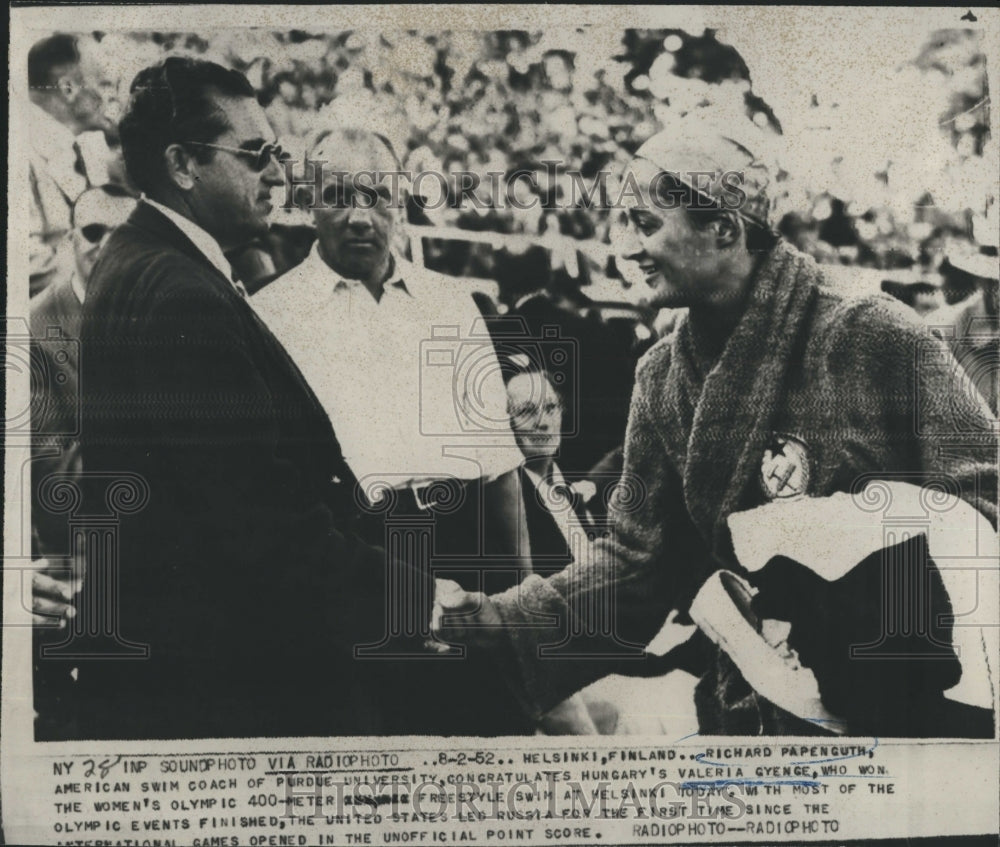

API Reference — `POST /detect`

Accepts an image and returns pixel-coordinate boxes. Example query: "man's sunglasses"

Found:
[78,223,113,244]
[183,141,288,172]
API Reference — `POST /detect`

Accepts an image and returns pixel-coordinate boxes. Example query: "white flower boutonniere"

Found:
[569,480,597,504]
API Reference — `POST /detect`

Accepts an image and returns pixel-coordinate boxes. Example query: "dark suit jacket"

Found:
[73,203,527,739]
[31,274,85,737]
[518,465,601,575]
[31,273,84,557]
[518,465,588,577]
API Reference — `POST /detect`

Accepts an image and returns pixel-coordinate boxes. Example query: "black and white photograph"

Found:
[4,4,999,845]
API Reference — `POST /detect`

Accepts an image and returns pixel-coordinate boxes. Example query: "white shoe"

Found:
[690,570,845,734]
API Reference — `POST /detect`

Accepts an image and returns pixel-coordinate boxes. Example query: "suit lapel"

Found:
[129,202,354,481]
[128,202,235,294]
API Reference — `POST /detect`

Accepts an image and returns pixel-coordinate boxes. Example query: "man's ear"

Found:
[56,74,78,102]
[712,211,742,249]
[163,143,199,191]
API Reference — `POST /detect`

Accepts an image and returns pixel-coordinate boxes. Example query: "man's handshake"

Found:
[30,568,514,659]
[430,578,504,649]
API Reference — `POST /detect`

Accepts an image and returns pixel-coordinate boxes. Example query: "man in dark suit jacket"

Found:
[504,368,596,575]
[504,367,709,711]
[53,57,529,739]
[31,183,135,741]
[31,184,135,558]
[503,366,621,735]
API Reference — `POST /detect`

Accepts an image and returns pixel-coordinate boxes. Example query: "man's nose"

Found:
[619,226,644,262]
[345,203,375,229]
[261,155,285,187]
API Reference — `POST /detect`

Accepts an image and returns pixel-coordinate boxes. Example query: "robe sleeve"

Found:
[489,345,700,717]
[827,295,997,527]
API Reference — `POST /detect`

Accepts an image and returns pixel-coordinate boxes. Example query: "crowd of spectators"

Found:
[29,25,996,311]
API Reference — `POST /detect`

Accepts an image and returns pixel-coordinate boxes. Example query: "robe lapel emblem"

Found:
[760,433,810,500]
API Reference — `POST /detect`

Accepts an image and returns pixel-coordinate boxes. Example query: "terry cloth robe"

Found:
[490,240,998,735]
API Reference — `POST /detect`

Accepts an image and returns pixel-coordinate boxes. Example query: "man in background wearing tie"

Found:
[28,34,115,295]
[31,183,136,740]
[504,365,597,574]
[32,183,137,555]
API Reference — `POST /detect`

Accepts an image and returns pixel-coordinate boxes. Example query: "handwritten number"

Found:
[81,755,122,779]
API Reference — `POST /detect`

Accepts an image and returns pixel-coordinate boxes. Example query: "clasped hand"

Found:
[430,578,504,648]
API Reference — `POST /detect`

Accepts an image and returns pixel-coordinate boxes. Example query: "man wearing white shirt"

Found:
[253,126,536,734]
[253,127,531,596]
[28,34,114,293]
[256,244,518,492]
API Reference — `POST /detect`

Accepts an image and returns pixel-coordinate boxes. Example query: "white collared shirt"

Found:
[29,104,86,240]
[70,269,86,305]
[29,104,86,197]
[253,244,523,494]
[522,463,594,562]
[142,197,237,289]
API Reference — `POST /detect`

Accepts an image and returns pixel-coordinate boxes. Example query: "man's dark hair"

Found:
[28,34,81,91]
[70,182,135,226]
[653,171,779,255]
[118,56,255,196]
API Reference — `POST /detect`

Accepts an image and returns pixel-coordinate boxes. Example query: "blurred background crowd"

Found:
[28,21,998,390]
[30,22,997,312]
